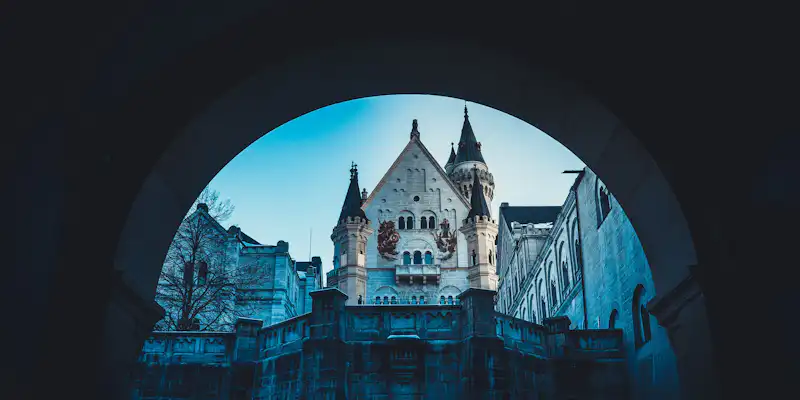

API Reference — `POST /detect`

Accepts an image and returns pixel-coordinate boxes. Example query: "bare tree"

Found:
[155,188,259,332]
[186,186,236,222]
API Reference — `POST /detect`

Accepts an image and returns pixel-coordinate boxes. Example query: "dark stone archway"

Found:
[7,1,795,399]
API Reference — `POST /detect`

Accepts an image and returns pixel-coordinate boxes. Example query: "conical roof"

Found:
[466,165,491,219]
[445,142,457,166]
[455,105,486,165]
[338,162,367,223]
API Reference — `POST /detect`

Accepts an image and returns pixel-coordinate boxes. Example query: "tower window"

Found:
[428,216,435,228]
[561,262,570,292]
[384,296,389,305]
[421,217,428,229]
[391,296,397,304]
[440,296,446,305]
[413,251,422,264]
[471,249,477,266]
[376,296,381,305]
[197,261,208,285]
[540,298,547,319]
[407,217,414,229]
[447,296,454,305]
[420,296,425,304]
[402,252,411,265]
[413,195,420,202]
[398,217,406,230]
[424,251,433,264]
[550,282,558,305]
[411,296,417,304]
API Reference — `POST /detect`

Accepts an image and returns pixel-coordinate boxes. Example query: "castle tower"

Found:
[330,163,374,305]
[444,142,457,174]
[458,166,499,290]
[447,104,495,210]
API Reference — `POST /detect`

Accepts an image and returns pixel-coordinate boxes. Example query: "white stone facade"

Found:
[329,117,499,305]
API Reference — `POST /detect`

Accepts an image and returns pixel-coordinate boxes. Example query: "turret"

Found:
[459,165,499,290]
[448,104,495,209]
[444,142,457,174]
[330,163,374,305]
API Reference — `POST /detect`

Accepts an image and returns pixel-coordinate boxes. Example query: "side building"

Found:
[496,167,680,399]
[157,203,323,330]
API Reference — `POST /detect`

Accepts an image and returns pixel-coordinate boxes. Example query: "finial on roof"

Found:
[410,119,420,140]
[464,103,468,118]
[350,162,358,179]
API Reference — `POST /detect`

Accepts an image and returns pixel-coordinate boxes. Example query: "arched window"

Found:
[550,282,558,305]
[375,296,381,305]
[398,217,406,230]
[540,297,547,319]
[471,249,477,266]
[402,251,411,265]
[411,296,417,304]
[413,251,422,264]
[440,296,446,305]
[447,296,454,305]
[633,285,652,348]
[357,295,363,304]
[489,250,494,265]
[428,216,435,229]
[424,251,433,264]
[420,217,428,229]
[609,309,619,329]
[574,239,583,276]
[420,296,425,304]
[532,311,537,323]
[383,296,389,305]
[391,296,397,304]
[561,262,570,291]
[597,182,613,225]
[407,217,414,229]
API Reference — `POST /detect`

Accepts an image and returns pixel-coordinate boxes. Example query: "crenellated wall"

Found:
[133,288,628,399]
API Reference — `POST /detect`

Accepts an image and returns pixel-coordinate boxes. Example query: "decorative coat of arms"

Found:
[433,219,457,261]
[377,220,401,260]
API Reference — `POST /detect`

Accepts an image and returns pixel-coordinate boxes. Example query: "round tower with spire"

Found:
[330,162,374,305]
[448,104,495,210]
[458,165,499,290]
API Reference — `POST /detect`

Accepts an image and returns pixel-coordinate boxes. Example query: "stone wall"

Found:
[133,288,629,399]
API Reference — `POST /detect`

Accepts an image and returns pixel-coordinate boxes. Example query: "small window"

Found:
[633,285,652,348]
[402,252,411,265]
[424,251,433,265]
[420,217,428,229]
[609,309,619,329]
[197,261,208,285]
[357,295,363,305]
[413,251,422,264]
[561,262,570,291]
[428,216,435,229]
[384,296,389,305]
[398,217,406,230]
[376,296,381,305]
[391,296,397,305]
[420,296,425,304]
[413,195,420,202]
[411,296,417,304]
[471,250,477,266]
[407,217,414,229]
[440,296,446,305]
[550,282,558,306]
[447,296,454,305]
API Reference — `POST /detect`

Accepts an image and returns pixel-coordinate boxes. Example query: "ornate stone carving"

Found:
[377,220,400,260]
[432,219,457,261]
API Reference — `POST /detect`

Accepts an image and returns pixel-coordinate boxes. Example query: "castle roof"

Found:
[337,162,368,223]
[445,143,457,166]
[454,105,486,165]
[466,166,492,219]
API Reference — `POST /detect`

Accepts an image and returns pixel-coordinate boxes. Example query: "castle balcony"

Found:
[394,264,441,284]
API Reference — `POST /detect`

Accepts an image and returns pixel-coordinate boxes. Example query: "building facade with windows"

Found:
[327,107,499,306]
[495,167,681,399]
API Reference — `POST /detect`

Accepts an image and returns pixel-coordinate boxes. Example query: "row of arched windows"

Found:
[398,216,436,230]
[371,295,459,305]
[402,250,434,265]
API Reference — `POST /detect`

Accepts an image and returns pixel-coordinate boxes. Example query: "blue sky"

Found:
[206,95,585,274]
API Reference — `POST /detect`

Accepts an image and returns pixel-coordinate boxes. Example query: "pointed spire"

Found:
[338,162,367,223]
[467,165,491,219]
[455,103,486,165]
[410,119,421,140]
[446,142,457,166]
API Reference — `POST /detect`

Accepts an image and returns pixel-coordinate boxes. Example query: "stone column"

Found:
[458,288,507,399]
[303,288,349,399]
[648,268,718,400]
[98,269,164,400]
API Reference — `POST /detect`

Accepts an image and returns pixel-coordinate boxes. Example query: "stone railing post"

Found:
[648,268,718,400]
[234,318,262,362]
[303,288,348,399]
[458,288,507,399]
